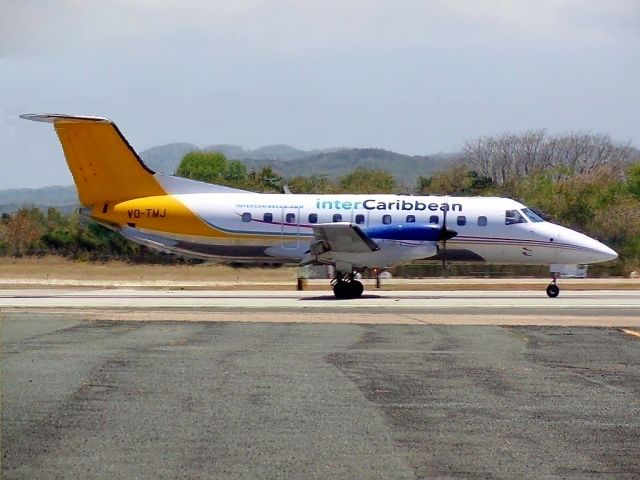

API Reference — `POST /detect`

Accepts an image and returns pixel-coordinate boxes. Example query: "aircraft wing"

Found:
[308,223,380,254]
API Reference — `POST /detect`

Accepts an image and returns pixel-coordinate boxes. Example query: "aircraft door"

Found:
[281,207,301,249]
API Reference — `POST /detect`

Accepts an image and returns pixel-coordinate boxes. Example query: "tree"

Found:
[286,174,336,194]
[627,162,640,198]
[175,151,230,184]
[247,166,283,193]
[42,207,76,251]
[0,214,8,255]
[2,208,46,256]
[225,160,248,185]
[416,167,493,195]
[338,168,396,194]
[175,151,252,189]
[462,131,636,185]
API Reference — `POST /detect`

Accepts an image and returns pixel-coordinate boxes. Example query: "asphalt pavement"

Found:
[2,314,639,479]
[2,289,640,323]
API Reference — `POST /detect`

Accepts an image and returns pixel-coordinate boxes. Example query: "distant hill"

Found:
[236,149,450,186]
[1,143,457,213]
[139,142,199,175]
[143,143,452,185]
[205,144,306,161]
[0,185,78,215]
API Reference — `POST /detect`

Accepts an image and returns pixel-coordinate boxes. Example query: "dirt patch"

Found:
[0,256,298,282]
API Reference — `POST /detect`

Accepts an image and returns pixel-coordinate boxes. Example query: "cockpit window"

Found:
[521,207,544,222]
[505,209,526,225]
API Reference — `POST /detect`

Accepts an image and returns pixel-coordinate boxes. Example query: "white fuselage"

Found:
[122,192,618,268]
[23,113,617,274]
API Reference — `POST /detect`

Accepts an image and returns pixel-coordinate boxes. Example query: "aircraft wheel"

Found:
[546,284,560,298]
[333,280,363,299]
[333,282,350,299]
[351,280,364,298]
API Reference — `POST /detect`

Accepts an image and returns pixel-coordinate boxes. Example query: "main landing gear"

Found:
[546,273,560,298]
[332,273,364,299]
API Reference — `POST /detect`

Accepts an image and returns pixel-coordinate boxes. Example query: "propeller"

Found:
[438,203,457,275]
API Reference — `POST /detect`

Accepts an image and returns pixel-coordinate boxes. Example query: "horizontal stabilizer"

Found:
[20,114,112,124]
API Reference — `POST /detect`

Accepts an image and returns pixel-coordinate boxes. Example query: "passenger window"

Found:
[242,212,251,223]
[308,213,318,224]
[406,215,415,223]
[457,216,466,226]
[429,215,439,224]
[285,213,295,223]
[333,214,342,222]
[355,214,365,225]
[382,215,392,224]
[263,213,273,223]
[478,216,487,226]
[505,210,526,225]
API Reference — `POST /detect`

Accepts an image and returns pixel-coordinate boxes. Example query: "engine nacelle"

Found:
[364,223,444,242]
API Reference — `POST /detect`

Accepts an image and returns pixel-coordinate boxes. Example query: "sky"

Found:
[1,0,639,189]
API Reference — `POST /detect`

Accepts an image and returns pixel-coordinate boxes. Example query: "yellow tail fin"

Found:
[21,114,166,206]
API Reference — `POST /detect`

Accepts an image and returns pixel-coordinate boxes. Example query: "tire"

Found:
[333,281,363,299]
[333,282,349,299]
[546,284,560,298]
[351,280,364,298]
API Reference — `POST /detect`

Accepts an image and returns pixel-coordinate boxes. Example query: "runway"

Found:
[1,288,639,325]
[3,288,640,478]
[2,315,639,479]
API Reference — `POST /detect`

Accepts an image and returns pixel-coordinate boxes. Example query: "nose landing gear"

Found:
[546,273,560,298]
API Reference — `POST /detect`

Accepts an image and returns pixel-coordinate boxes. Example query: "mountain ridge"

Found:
[148,143,452,184]
[202,144,347,161]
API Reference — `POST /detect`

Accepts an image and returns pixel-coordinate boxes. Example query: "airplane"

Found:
[21,114,618,298]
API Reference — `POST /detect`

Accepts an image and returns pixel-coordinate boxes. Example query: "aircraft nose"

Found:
[593,242,618,262]
[561,227,618,263]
